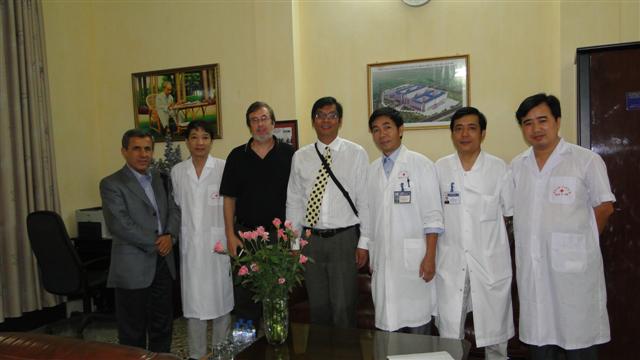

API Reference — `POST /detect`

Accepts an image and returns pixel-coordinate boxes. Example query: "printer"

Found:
[76,207,111,240]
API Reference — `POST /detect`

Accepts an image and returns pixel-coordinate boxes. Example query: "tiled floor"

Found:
[34,316,200,360]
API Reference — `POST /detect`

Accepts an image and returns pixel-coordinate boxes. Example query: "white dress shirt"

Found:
[286,137,369,242]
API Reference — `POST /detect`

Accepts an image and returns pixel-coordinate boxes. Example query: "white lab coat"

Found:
[171,156,234,320]
[435,151,514,347]
[363,145,443,331]
[511,139,615,349]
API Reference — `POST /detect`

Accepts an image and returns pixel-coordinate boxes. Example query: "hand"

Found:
[226,231,243,257]
[155,234,172,257]
[355,248,369,269]
[419,255,436,282]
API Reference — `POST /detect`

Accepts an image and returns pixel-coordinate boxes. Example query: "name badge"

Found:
[444,181,461,205]
[444,192,461,205]
[394,191,411,204]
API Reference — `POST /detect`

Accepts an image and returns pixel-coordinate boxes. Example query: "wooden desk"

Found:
[173,101,210,121]
[234,323,470,360]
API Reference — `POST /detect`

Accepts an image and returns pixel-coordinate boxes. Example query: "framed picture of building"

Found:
[367,55,469,130]
[273,120,298,150]
[131,64,221,141]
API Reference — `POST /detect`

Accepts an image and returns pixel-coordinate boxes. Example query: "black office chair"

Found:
[26,210,110,337]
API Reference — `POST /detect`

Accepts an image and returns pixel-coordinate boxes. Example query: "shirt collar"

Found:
[316,136,343,153]
[189,154,215,168]
[522,137,568,159]
[455,150,485,172]
[383,145,402,163]
[244,135,279,153]
[126,164,152,182]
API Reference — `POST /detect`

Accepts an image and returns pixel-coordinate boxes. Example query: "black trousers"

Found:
[529,344,598,360]
[114,256,173,352]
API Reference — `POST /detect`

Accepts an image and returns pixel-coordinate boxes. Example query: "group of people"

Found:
[100,92,614,360]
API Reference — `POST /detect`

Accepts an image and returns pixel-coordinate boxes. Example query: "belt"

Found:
[304,225,357,238]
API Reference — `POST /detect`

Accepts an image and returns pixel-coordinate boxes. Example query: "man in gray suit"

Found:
[100,129,180,352]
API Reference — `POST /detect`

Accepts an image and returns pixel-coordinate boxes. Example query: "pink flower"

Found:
[284,220,293,229]
[238,266,249,276]
[277,228,285,239]
[278,277,286,285]
[240,231,252,240]
[300,239,309,248]
[299,254,308,264]
[249,231,259,240]
[250,262,260,272]
[305,229,312,238]
[261,231,270,241]
[213,240,225,253]
[272,218,282,228]
[255,226,266,237]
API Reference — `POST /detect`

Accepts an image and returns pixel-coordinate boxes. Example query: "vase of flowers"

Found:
[214,218,312,345]
[262,295,289,345]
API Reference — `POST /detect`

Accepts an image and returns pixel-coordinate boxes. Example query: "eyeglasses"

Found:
[314,112,339,121]
[249,115,271,124]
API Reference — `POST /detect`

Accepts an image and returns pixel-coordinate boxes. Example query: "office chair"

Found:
[26,210,110,337]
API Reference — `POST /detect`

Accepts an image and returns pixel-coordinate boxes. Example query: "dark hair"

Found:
[187,120,215,139]
[245,101,276,127]
[311,96,343,121]
[450,107,487,132]
[121,129,153,149]
[515,93,561,125]
[368,107,404,130]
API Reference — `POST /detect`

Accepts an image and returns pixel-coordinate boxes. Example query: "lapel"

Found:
[540,138,568,175]
[151,170,167,221]
[384,145,408,192]
[119,166,153,209]
[197,156,215,183]
[462,151,485,194]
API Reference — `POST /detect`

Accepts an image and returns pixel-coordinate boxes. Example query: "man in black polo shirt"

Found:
[220,101,294,323]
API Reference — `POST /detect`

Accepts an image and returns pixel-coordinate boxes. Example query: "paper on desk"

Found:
[387,351,454,360]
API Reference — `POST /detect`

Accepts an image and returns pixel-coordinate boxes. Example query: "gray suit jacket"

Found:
[100,166,180,289]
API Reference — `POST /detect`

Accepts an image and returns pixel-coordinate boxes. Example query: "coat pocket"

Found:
[211,227,227,254]
[479,194,499,222]
[403,238,425,272]
[550,232,587,273]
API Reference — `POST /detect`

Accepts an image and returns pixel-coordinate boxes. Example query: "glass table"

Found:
[231,322,470,360]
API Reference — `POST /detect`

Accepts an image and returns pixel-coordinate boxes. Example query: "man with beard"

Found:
[220,101,295,324]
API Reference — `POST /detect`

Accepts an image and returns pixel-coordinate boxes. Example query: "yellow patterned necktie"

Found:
[305,146,332,227]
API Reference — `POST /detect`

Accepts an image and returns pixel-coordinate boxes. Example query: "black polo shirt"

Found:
[220,136,294,229]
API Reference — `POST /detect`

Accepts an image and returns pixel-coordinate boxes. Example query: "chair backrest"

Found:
[26,211,84,296]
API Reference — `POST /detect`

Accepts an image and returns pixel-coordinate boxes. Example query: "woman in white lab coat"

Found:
[171,122,233,360]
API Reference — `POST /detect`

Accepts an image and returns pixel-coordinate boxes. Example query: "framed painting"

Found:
[273,120,298,150]
[368,55,469,130]
[131,64,221,141]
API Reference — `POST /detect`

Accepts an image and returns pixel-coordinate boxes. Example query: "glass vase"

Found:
[262,295,289,345]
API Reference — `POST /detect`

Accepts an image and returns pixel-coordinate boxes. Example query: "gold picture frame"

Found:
[367,55,470,130]
[131,64,221,141]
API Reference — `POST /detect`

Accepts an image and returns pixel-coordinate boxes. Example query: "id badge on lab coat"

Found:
[394,191,411,204]
[444,191,461,205]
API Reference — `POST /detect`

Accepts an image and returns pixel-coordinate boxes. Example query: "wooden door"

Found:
[577,42,640,359]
